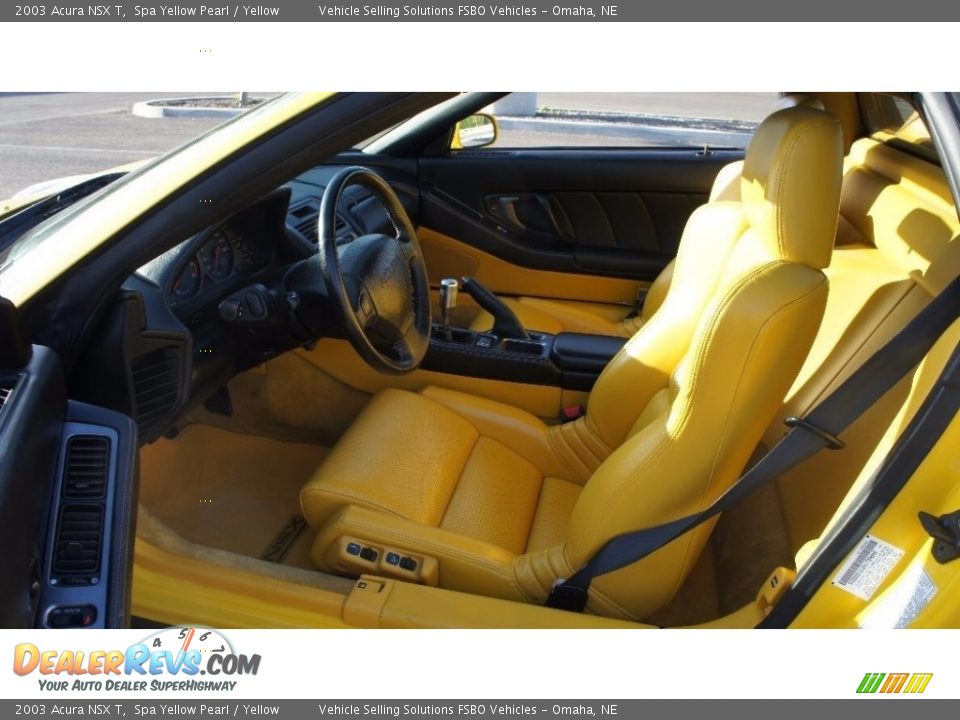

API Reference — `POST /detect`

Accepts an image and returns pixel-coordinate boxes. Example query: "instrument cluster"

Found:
[168,225,262,308]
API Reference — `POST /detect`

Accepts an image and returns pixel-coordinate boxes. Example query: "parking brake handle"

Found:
[460,276,530,340]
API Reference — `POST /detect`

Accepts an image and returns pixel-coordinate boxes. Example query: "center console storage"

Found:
[422,326,626,391]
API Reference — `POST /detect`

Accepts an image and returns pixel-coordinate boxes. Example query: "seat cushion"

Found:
[301,388,560,555]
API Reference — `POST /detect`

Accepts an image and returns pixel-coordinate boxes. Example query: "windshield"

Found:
[0,92,327,305]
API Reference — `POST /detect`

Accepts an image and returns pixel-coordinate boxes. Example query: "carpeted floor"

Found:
[139,424,329,570]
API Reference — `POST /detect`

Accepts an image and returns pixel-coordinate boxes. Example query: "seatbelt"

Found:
[546,272,960,613]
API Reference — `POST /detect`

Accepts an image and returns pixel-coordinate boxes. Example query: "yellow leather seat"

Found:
[469,93,861,339]
[300,105,843,620]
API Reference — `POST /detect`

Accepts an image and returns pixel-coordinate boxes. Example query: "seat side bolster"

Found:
[312,505,530,602]
[420,386,578,483]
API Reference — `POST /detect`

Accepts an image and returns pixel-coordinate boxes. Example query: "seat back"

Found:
[522,105,843,619]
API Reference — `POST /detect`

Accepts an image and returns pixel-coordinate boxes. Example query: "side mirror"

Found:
[452,113,498,150]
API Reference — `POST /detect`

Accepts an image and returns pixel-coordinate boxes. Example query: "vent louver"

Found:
[295,213,350,245]
[63,436,109,500]
[53,504,103,577]
[0,375,19,410]
[295,215,319,243]
[131,348,181,437]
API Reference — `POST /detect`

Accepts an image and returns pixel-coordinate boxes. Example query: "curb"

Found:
[132,96,256,119]
[497,116,752,148]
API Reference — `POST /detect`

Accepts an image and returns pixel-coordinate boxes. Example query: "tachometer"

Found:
[199,229,236,281]
[171,257,202,302]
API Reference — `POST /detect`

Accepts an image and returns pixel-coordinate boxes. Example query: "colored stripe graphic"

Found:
[904,673,933,694]
[857,673,885,693]
[857,672,931,694]
[880,673,908,693]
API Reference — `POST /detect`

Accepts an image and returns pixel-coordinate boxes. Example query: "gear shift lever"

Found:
[438,277,459,337]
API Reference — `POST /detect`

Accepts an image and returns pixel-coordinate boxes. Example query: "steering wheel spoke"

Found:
[316,167,432,374]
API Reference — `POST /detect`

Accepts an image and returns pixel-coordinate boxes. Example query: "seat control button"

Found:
[386,552,400,566]
[360,547,378,562]
[346,542,362,556]
[399,556,418,572]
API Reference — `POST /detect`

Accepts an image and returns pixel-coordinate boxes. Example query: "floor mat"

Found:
[139,425,328,569]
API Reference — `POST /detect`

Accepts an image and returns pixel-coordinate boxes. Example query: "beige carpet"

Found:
[139,425,328,569]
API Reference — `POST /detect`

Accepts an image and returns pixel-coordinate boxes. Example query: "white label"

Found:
[831,534,905,600]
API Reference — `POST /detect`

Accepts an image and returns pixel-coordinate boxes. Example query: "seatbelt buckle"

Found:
[546,578,590,612]
[755,566,796,615]
[624,288,647,320]
[560,405,585,423]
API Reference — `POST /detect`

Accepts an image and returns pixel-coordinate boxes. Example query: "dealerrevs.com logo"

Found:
[857,672,933,694]
[13,627,261,692]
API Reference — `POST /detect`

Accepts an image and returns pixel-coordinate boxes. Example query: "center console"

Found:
[421,277,626,391]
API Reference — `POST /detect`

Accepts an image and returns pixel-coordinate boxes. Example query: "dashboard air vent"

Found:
[63,435,110,500]
[53,504,103,577]
[295,214,319,243]
[0,377,15,410]
[295,212,350,245]
[131,348,181,438]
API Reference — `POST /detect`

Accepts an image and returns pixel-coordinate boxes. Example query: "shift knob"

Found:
[439,277,459,331]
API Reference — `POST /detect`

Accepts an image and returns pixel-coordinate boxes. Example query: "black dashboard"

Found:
[70,163,416,446]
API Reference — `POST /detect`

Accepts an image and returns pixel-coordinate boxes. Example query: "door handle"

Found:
[497,196,526,231]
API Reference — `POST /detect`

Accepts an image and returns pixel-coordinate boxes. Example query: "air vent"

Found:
[295,214,319,243]
[63,435,110,500]
[0,376,16,410]
[295,212,351,245]
[53,504,103,577]
[131,348,181,437]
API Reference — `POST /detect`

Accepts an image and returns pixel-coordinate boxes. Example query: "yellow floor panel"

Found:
[139,424,328,568]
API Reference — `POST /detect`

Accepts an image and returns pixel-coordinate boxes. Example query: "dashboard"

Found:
[73,162,419,445]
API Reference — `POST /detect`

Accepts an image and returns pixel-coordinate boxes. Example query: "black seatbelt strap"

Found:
[546,272,960,613]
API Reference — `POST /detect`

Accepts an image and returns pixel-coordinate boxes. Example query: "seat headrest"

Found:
[741,105,843,270]
[782,92,864,155]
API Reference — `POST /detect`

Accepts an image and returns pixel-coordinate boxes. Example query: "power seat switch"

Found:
[919,509,960,563]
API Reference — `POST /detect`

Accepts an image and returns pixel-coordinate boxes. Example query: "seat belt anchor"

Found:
[784,416,845,450]
[919,510,960,564]
[545,578,590,613]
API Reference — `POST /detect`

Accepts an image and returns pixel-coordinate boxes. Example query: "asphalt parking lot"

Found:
[0,92,777,200]
[0,93,233,199]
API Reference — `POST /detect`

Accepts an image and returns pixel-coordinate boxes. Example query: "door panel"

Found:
[418,148,743,281]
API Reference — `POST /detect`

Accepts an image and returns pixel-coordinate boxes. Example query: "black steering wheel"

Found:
[317,167,431,374]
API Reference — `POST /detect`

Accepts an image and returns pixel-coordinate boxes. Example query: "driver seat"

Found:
[299,105,842,620]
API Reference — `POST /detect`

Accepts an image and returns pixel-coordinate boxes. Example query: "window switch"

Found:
[359,547,378,562]
[399,556,418,572]
[346,542,362,556]
[386,552,400,566]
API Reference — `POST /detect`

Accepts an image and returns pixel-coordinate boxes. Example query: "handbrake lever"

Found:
[460,276,530,340]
